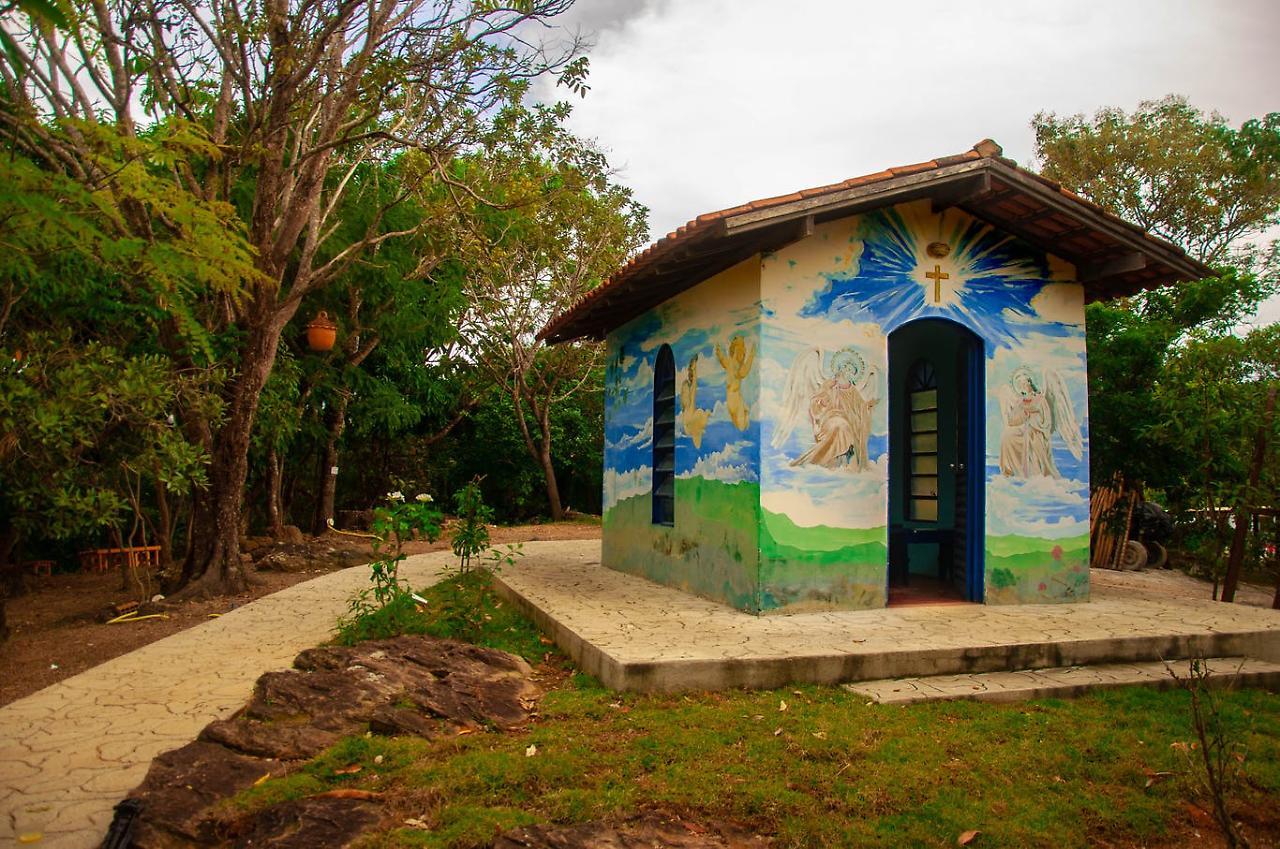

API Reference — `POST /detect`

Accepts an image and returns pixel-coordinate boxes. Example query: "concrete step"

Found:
[845,656,1280,704]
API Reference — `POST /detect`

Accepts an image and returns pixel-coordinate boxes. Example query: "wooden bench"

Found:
[78,546,161,573]
[25,560,55,577]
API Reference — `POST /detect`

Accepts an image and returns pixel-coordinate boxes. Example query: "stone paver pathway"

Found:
[0,544,602,848]
[5,540,1277,846]
[846,656,1280,704]
[495,545,1280,692]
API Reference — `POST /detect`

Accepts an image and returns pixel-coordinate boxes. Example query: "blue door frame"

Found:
[886,318,985,603]
[964,337,985,602]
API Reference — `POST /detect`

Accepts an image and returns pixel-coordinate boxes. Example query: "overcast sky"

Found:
[530,0,1280,325]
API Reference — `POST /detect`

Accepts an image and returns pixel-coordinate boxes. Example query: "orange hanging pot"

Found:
[306,310,337,352]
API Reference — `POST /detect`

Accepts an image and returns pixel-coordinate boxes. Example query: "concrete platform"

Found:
[494,542,1280,693]
[846,657,1280,704]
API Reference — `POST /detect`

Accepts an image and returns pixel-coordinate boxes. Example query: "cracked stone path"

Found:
[0,543,591,849]
[495,546,1280,692]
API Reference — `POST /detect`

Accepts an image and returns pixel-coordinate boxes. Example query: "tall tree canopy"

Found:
[1033,97,1280,493]
[1,0,585,596]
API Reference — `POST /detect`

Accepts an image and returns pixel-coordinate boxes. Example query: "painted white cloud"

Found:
[603,464,651,511]
[680,439,757,484]
[986,474,1090,539]
[761,454,889,529]
[1028,282,1086,326]
[609,416,652,451]
[620,354,654,395]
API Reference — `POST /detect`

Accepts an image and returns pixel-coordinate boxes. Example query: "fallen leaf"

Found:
[334,765,362,775]
[812,731,827,740]
[957,829,980,845]
[252,772,272,787]
[403,817,430,830]
[373,755,384,765]
[773,727,782,736]
[779,700,788,712]
[525,744,538,757]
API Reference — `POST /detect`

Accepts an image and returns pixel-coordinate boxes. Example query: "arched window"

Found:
[652,345,676,525]
[907,359,938,522]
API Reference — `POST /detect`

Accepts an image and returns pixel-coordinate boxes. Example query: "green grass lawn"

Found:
[236,573,1280,848]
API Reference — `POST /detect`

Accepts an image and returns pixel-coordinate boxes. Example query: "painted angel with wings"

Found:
[997,365,1083,478]
[772,347,880,471]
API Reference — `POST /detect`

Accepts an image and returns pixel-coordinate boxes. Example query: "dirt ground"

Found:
[0,519,602,707]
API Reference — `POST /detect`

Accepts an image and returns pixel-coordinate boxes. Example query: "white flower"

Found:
[415,493,433,503]
[386,490,405,502]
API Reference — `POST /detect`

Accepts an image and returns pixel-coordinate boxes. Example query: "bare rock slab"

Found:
[223,796,382,849]
[121,636,540,848]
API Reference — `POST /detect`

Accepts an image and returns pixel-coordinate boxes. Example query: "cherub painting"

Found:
[773,347,880,471]
[678,354,711,448]
[715,335,756,431]
[997,366,1083,478]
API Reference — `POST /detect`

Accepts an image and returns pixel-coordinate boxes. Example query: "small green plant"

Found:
[1168,657,1253,849]
[450,477,493,573]
[335,490,442,644]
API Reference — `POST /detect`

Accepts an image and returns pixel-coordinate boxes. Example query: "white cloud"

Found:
[609,416,652,451]
[603,464,651,511]
[761,455,889,529]
[534,0,1277,243]
[680,439,757,483]
[1028,282,1085,326]
[986,474,1090,539]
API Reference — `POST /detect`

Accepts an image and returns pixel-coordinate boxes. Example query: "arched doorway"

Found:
[887,319,984,603]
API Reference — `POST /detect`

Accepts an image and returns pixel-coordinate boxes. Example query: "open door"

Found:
[887,319,984,604]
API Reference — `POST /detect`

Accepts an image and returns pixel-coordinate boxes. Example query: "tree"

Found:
[453,110,647,519]
[1033,98,1280,490]
[1147,326,1280,592]
[1034,96,1280,264]
[2,0,583,595]
[291,161,470,535]
[0,147,235,636]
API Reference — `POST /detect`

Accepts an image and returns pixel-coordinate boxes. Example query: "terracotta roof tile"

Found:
[539,138,1212,342]
[799,182,847,198]
[748,191,805,208]
[887,161,938,177]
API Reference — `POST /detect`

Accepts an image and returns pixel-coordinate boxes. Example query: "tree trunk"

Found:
[313,392,349,535]
[155,479,174,572]
[177,309,292,597]
[0,520,20,642]
[1222,385,1276,603]
[537,400,566,520]
[539,439,564,521]
[266,447,285,538]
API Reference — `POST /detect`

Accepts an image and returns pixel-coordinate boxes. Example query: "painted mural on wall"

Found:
[760,199,1090,607]
[996,366,1083,478]
[775,348,881,470]
[602,260,764,611]
[600,198,1090,613]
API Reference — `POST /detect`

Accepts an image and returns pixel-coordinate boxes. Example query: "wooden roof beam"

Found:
[1079,251,1147,283]
[931,172,993,214]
